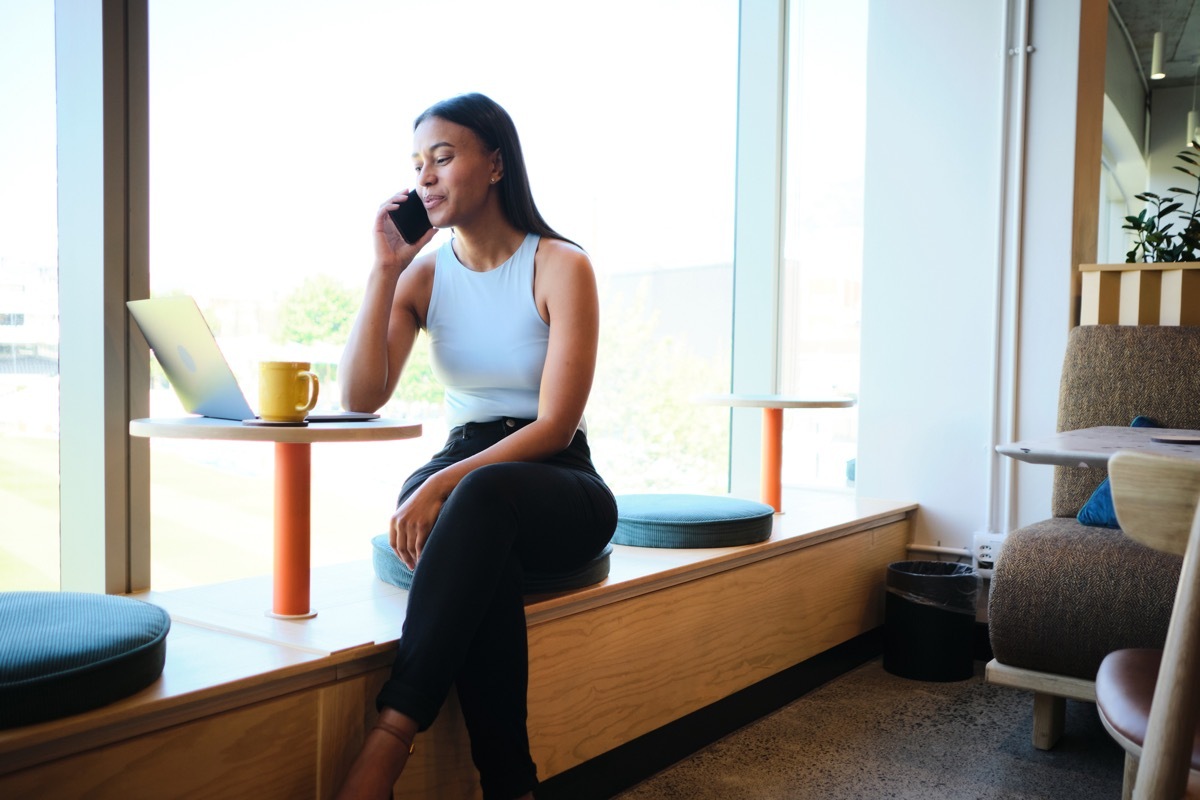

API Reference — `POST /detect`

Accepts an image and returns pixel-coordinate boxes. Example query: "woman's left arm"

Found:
[388,241,600,567]
[526,241,600,448]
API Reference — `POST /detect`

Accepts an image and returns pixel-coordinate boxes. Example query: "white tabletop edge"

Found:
[997,425,1200,468]
[693,393,857,409]
[129,416,423,443]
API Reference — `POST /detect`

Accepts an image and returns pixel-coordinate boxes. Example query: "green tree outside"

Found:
[276,274,443,408]
[277,274,358,346]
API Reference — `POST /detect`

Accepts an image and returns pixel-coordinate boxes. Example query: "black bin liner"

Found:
[883,561,979,682]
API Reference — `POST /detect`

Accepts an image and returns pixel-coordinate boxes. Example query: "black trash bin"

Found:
[883,561,979,681]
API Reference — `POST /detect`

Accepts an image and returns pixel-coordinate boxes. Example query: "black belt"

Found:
[451,417,536,440]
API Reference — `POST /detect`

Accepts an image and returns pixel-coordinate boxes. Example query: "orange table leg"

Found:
[762,407,784,513]
[272,441,315,618]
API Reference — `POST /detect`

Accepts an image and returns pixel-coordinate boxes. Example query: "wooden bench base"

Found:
[0,491,914,799]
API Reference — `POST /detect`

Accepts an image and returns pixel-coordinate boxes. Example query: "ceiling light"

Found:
[1191,62,1200,146]
[1152,31,1166,80]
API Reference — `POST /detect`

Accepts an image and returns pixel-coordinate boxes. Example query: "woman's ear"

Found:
[490,151,504,184]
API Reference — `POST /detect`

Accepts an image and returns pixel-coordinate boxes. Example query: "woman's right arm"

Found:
[339,194,436,412]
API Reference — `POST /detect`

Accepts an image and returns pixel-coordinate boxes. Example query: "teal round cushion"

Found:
[0,592,171,729]
[371,535,612,594]
[613,494,775,548]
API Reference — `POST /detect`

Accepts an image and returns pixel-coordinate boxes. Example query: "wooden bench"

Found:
[0,491,914,799]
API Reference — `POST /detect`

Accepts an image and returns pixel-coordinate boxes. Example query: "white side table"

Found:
[130,416,422,618]
[696,393,856,512]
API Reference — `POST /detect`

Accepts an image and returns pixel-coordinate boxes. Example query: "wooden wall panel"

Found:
[1162,270,1200,325]
[1079,265,1200,326]
[526,519,908,776]
[1069,0,1109,327]
[0,692,319,799]
[1119,270,1161,325]
[1080,271,1120,324]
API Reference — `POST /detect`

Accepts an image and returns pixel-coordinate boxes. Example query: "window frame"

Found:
[59,0,787,591]
[56,0,150,593]
[730,0,788,498]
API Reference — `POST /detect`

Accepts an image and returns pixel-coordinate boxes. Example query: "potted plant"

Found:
[1122,145,1200,262]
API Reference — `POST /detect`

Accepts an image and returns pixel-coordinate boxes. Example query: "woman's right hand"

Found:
[389,478,447,570]
[374,191,436,274]
[340,194,433,413]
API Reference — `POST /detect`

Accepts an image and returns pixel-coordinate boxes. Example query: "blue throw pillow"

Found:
[1076,416,1159,528]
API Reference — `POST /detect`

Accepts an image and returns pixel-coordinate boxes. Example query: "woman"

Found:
[335,93,617,800]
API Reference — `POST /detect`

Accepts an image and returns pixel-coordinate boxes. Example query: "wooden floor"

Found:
[0,488,915,799]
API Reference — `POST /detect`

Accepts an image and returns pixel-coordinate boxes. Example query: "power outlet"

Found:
[973,532,1006,579]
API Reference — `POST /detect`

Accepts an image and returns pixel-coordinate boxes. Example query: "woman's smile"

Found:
[422,192,445,217]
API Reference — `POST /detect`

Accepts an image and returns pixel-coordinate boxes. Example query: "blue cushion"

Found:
[613,494,775,548]
[1077,480,1121,528]
[1077,416,1160,528]
[0,592,170,729]
[371,535,612,594]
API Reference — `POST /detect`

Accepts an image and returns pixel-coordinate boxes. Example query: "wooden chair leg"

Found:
[1122,751,1138,800]
[1032,692,1066,750]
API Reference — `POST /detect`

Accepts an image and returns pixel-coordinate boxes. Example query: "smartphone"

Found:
[387,190,433,244]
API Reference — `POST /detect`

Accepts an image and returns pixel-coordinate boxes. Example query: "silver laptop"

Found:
[126,296,378,423]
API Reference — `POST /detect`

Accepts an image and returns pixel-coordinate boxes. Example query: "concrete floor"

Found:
[613,659,1124,800]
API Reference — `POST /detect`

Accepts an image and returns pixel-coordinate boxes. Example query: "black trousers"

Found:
[376,418,617,800]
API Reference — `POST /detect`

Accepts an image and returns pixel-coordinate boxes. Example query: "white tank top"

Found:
[427,232,551,427]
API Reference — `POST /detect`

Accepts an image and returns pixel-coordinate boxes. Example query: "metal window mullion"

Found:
[730,0,787,498]
[56,0,149,594]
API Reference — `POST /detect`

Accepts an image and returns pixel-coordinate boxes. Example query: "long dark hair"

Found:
[415,93,577,247]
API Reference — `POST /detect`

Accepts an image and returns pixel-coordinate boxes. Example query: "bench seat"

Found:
[0,490,915,800]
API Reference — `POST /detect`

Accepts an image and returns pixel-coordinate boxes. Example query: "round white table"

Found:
[130,416,422,618]
[997,425,1200,468]
[697,393,856,512]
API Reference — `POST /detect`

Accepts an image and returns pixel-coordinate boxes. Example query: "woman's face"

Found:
[411,116,501,230]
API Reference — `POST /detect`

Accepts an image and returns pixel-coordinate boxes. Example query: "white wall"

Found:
[1149,85,1197,192]
[1105,6,1146,155]
[859,0,1086,548]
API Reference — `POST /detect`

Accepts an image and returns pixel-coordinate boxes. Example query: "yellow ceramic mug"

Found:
[259,361,320,422]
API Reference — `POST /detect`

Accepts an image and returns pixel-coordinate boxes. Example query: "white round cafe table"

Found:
[696,393,856,512]
[129,416,422,618]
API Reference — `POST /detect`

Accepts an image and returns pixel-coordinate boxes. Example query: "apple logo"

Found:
[177,344,197,373]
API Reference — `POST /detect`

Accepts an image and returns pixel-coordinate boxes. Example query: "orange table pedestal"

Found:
[761,407,785,513]
[129,416,422,618]
[697,393,857,513]
[273,442,314,618]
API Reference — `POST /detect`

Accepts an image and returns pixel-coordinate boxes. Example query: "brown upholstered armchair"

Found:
[986,324,1200,750]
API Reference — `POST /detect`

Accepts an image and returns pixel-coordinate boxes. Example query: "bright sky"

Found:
[1,0,866,300]
[145,0,740,298]
[0,0,57,269]
[1,0,741,295]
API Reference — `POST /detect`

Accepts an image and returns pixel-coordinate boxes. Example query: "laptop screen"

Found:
[127,296,257,421]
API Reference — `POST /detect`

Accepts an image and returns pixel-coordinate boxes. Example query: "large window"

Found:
[3,1,869,595]
[780,0,867,490]
[144,1,737,589]
[0,0,59,590]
